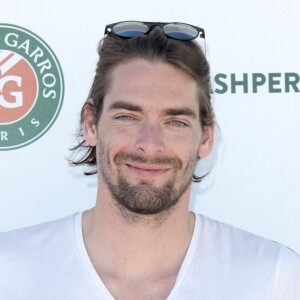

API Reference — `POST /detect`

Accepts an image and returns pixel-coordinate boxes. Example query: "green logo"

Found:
[0,24,64,150]
[213,72,300,94]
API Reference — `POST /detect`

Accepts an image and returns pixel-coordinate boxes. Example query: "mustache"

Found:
[115,152,182,170]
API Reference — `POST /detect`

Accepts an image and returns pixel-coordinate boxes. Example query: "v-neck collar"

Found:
[73,211,200,299]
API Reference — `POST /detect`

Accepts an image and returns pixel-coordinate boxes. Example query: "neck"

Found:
[82,184,195,279]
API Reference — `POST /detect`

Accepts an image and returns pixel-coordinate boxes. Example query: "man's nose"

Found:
[135,121,165,156]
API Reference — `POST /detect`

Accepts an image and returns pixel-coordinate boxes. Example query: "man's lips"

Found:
[114,153,182,171]
[125,163,171,176]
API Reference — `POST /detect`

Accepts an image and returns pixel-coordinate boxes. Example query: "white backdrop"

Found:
[1,0,300,254]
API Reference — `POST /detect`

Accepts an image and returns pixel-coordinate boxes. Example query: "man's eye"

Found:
[115,115,134,121]
[169,120,188,127]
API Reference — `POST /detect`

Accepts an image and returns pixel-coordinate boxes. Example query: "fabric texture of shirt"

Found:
[0,212,299,299]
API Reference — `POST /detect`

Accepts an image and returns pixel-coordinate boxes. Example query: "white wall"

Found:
[1,0,299,253]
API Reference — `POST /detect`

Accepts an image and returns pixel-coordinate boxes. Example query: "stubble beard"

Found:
[98,142,196,224]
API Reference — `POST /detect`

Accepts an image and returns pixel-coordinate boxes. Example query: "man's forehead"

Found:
[110,58,196,86]
[104,58,200,113]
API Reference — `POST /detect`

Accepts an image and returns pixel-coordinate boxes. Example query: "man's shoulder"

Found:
[0,212,79,257]
[197,213,280,244]
[175,214,300,299]
[0,212,102,299]
[195,213,300,263]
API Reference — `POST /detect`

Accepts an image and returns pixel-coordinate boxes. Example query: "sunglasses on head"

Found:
[104,21,205,41]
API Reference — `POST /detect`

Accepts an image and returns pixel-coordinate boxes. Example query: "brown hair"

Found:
[70,26,214,182]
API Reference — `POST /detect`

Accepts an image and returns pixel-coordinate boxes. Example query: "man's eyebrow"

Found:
[163,107,197,119]
[108,102,197,119]
[108,101,143,112]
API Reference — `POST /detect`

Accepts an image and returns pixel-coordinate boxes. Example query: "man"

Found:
[0,21,299,299]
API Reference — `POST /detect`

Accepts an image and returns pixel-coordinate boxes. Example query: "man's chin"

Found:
[117,189,178,217]
[118,177,179,211]
[113,173,163,190]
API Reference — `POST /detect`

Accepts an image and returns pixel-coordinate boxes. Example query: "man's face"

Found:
[85,59,213,217]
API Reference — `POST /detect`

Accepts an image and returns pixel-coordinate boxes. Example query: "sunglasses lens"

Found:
[112,21,148,38]
[163,23,198,40]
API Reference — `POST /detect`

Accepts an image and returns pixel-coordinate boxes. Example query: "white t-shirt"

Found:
[0,212,299,299]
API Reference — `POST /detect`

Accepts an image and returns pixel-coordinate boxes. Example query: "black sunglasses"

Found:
[104,21,205,41]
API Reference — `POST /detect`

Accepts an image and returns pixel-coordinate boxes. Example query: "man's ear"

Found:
[83,101,97,146]
[198,124,214,159]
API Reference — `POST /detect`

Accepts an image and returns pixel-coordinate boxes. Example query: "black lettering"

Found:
[252,73,266,93]
[214,73,228,94]
[231,74,248,93]
[285,73,300,92]
[269,73,281,93]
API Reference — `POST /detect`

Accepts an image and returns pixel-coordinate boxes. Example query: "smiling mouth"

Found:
[125,163,171,176]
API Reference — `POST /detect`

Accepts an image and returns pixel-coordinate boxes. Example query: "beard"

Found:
[98,143,196,219]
